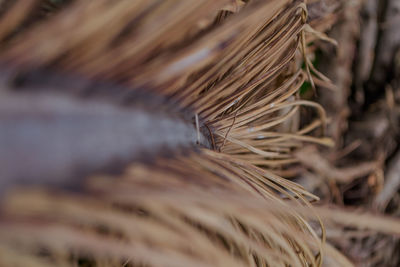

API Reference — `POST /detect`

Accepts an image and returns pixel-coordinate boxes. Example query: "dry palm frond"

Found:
[0,150,326,267]
[0,0,335,164]
[1,0,400,267]
[0,1,341,267]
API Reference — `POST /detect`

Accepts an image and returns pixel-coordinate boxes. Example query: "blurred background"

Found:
[297,0,400,265]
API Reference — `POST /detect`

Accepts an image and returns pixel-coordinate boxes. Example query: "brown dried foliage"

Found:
[1,0,400,266]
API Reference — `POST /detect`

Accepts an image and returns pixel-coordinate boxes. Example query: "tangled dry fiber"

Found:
[0,1,400,266]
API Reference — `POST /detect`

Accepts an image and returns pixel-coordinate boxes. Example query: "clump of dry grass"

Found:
[1,0,400,266]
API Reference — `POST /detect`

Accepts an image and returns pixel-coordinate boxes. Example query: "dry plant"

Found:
[0,0,399,266]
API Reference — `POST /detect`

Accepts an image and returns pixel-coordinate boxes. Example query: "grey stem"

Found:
[0,88,208,194]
